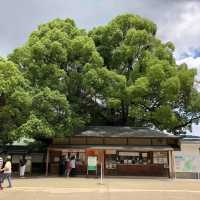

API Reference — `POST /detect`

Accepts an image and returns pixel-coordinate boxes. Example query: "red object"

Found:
[86,149,98,156]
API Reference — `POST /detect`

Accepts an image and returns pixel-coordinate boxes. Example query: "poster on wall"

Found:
[175,152,200,172]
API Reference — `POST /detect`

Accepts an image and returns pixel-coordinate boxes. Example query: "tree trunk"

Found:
[121,101,128,125]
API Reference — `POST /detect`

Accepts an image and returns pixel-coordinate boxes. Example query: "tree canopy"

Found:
[1,14,200,143]
[0,58,31,143]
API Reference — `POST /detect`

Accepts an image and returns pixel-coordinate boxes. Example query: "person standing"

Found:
[59,156,66,176]
[0,157,3,190]
[66,157,72,177]
[1,156,12,188]
[70,156,76,177]
[19,156,27,177]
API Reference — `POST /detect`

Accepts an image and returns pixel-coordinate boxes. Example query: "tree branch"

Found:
[173,115,200,131]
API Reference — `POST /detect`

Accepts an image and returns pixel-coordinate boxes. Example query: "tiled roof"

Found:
[75,126,178,138]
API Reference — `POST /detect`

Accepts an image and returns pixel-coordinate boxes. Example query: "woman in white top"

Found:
[1,156,12,188]
[70,156,76,177]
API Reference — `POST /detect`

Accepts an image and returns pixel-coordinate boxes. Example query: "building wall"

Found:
[180,142,200,155]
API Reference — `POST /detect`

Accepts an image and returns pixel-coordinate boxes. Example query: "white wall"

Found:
[181,142,200,155]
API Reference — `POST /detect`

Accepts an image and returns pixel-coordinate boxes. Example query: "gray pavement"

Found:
[0,177,200,200]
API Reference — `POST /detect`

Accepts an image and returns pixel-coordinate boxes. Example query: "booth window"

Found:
[118,152,151,165]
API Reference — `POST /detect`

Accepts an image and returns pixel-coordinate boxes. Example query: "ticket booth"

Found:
[46,126,180,178]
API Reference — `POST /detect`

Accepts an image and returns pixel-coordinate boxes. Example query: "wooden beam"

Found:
[69,137,71,145]
[103,137,105,145]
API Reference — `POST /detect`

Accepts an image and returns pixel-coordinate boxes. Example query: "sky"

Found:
[0,0,200,135]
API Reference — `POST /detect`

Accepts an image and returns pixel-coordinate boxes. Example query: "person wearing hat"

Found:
[1,156,12,188]
[0,157,3,190]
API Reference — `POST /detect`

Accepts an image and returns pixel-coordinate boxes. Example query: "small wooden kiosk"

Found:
[46,126,180,178]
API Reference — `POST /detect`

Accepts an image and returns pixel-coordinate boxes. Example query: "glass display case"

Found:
[153,151,168,168]
[118,152,150,165]
[104,150,169,176]
[105,154,117,169]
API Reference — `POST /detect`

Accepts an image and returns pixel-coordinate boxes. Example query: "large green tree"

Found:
[0,58,31,143]
[7,18,102,142]
[7,14,200,140]
[86,14,200,134]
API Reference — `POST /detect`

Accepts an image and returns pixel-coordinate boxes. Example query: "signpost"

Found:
[87,156,97,176]
[100,161,103,184]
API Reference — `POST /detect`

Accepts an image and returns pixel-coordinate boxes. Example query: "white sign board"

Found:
[87,156,97,171]
[175,152,200,172]
[119,152,139,156]
[105,150,116,154]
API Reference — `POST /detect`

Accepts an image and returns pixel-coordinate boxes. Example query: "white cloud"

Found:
[177,56,200,81]
[1,0,200,57]
[191,124,200,136]
[157,1,200,57]
[176,56,200,136]
[177,57,200,69]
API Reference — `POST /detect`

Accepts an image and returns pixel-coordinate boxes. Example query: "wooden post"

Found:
[168,150,175,179]
[100,150,104,184]
[45,148,50,176]
[171,150,176,179]
[100,161,103,184]
[102,150,104,180]
[168,150,172,178]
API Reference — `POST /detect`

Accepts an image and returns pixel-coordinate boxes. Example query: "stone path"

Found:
[0,177,200,200]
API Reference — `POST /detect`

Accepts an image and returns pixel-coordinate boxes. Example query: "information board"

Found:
[175,152,200,172]
[87,156,97,171]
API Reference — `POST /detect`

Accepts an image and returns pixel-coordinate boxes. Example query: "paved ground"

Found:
[1,177,200,200]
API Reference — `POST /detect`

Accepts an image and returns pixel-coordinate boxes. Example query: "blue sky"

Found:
[0,0,200,135]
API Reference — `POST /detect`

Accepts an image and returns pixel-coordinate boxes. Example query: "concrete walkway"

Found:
[1,177,200,200]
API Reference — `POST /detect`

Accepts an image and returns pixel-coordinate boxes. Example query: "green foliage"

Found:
[88,14,200,133]
[0,59,31,143]
[126,77,149,100]
[17,114,54,138]
[31,87,72,136]
[0,13,199,143]
[110,14,157,35]
[0,60,27,94]
[83,67,126,98]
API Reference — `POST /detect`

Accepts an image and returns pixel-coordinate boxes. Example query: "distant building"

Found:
[0,138,46,176]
